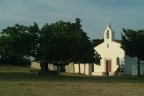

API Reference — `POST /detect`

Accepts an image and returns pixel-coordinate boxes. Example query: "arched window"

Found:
[116,57,120,65]
[106,30,109,39]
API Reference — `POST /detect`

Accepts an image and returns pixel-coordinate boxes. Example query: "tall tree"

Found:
[36,23,54,71]
[121,28,144,76]
[0,23,39,66]
[27,23,39,58]
[36,18,98,74]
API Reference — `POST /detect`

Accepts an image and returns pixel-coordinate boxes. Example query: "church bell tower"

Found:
[104,23,115,43]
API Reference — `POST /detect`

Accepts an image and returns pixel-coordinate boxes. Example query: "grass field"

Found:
[0,65,144,96]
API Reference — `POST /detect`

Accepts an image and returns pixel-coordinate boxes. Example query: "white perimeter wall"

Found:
[31,62,91,75]
[74,63,91,75]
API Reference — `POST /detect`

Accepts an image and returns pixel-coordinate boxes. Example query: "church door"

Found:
[106,60,112,75]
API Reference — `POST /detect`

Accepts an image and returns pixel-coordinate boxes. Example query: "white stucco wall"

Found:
[31,62,57,71]
[124,55,136,75]
[132,63,144,75]
[31,62,41,69]
[31,58,144,76]
[74,63,91,75]
[85,63,91,75]
[124,56,144,75]
[140,64,144,75]
[65,63,75,73]
[31,62,90,75]
[93,41,125,76]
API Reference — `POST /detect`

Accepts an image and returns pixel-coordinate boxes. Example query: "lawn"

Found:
[0,65,144,96]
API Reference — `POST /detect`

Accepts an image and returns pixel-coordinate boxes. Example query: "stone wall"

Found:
[31,62,74,73]
[31,62,40,69]
[65,63,75,73]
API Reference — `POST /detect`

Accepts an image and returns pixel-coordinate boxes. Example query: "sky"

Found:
[0,0,144,40]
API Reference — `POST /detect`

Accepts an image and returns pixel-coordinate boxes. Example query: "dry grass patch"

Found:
[0,65,144,96]
[0,81,144,96]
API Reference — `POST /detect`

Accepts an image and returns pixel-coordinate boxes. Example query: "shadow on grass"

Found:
[0,72,35,81]
[0,71,59,81]
[60,74,144,83]
[0,71,144,83]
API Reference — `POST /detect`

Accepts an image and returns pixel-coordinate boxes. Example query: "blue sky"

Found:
[0,0,144,39]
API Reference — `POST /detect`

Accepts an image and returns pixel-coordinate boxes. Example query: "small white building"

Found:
[92,23,144,76]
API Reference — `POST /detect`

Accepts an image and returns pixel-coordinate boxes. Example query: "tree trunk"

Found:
[79,63,81,74]
[57,63,60,77]
[84,64,86,75]
[73,63,75,73]
[137,57,140,76]
[40,60,48,72]
[59,63,65,72]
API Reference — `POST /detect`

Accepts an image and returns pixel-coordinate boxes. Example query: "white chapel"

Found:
[91,23,144,76]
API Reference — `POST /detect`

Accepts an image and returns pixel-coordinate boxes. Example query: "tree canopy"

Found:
[36,18,99,71]
[0,18,101,73]
[0,23,39,66]
[121,28,144,76]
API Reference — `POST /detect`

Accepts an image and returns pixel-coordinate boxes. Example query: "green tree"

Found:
[121,28,144,76]
[36,18,97,74]
[27,23,39,58]
[36,23,54,71]
[0,23,39,66]
[0,35,11,59]
[92,39,104,47]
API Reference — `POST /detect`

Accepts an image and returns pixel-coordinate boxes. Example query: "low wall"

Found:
[31,62,74,73]
[31,62,40,69]
[92,72,106,76]
[31,62,90,75]
[31,62,56,71]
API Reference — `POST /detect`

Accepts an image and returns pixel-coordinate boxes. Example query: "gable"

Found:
[94,40,122,48]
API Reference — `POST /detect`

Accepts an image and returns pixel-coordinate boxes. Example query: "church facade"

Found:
[92,23,144,76]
